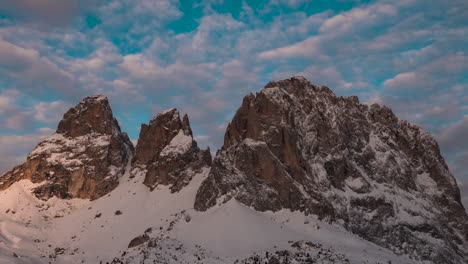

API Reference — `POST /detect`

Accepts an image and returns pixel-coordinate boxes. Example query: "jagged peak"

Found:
[263,76,335,101]
[84,94,108,102]
[264,76,309,88]
[157,107,178,117]
[74,95,110,112]
[182,113,193,137]
[56,94,122,138]
[149,108,181,127]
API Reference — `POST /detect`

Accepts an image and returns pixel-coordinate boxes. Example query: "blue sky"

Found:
[0,0,467,208]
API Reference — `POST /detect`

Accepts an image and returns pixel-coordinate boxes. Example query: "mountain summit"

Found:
[0,95,134,200]
[132,108,211,192]
[195,76,468,263]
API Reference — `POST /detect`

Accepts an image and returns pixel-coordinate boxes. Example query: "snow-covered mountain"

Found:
[0,77,466,264]
[0,95,133,200]
[195,77,468,263]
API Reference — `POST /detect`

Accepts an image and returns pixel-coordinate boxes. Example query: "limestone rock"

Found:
[194,76,468,263]
[132,108,211,192]
[0,95,134,200]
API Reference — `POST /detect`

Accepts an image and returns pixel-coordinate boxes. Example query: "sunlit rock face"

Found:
[194,76,468,263]
[132,108,211,192]
[0,95,134,200]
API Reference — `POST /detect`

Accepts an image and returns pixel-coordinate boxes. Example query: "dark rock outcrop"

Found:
[194,76,468,263]
[132,108,211,192]
[0,95,134,200]
[128,234,150,248]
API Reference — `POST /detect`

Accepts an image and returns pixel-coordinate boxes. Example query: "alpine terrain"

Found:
[0,77,466,264]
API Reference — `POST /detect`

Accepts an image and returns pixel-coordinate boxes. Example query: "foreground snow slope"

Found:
[0,165,420,264]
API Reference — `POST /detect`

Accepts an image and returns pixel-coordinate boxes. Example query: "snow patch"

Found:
[160,130,193,157]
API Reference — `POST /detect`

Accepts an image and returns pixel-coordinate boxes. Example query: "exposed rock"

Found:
[132,108,211,192]
[128,234,150,248]
[194,76,468,263]
[0,95,134,200]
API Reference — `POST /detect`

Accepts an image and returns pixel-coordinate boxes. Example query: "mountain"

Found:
[0,95,134,200]
[132,108,211,192]
[0,77,467,264]
[195,77,468,263]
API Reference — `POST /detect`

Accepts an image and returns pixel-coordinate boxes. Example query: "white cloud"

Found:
[269,0,308,8]
[5,112,29,130]
[0,129,53,174]
[0,39,76,95]
[437,116,468,152]
[366,30,431,51]
[383,72,421,90]
[34,101,70,124]
[0,95,12,115]
[383,54,468,91]
[120,54,215,86]
[119,54,159,80]
[319,4,396,33]
[286,11,331,34]
[258,36,325,59]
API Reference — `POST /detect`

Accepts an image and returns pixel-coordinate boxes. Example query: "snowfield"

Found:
[0,164,422,264]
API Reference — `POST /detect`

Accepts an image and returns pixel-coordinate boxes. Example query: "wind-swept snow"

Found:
[0,163,418,264]
[160,130,193,157]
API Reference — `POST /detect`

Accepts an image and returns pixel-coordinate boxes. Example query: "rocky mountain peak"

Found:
[56,94,120,138]
[0,95,133,200]
[195,77,468,263]
[133,108,185,166]
[182,113,193,137]
[132,108,211,192]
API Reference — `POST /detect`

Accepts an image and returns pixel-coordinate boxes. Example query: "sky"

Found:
[0,0,466,209]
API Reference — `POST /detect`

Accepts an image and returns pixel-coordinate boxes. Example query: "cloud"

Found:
[0,0,101,25]
[383,54,468,94]
[319,4,396,33]
[0,127,54,174]
[0,90,72,131]
[33,101,70,124]
[383,72,422,90]
[0,90,19,115]
[94,0,181,53]
[0,89,31,131]
[437,116,468,153]
[366,29,431,51]
[269,0,309,8]
[258,36,325,59]
[119,37,218,88]
[0,39,77,96]
[120,54,215,87]
[286,11,331,34]
[257,2,401,60]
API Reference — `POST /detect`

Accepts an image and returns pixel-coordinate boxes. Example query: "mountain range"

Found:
[0,77,466,264]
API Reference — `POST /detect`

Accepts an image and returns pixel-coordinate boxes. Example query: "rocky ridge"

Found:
[0,95,134,200]
[194,76,468,263]
[132,108,211,192]
[0,77,467,264]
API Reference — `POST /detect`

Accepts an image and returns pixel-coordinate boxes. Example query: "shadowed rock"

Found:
[128,234,150,248]
[194,76,468,263]
[132,108,211,192]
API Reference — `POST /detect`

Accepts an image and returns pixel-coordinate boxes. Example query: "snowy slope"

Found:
[1,163,420,264]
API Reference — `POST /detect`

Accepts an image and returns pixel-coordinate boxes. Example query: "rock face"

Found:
[194,77,468,263]
[132,108,211,192]
[0,95,134,200]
